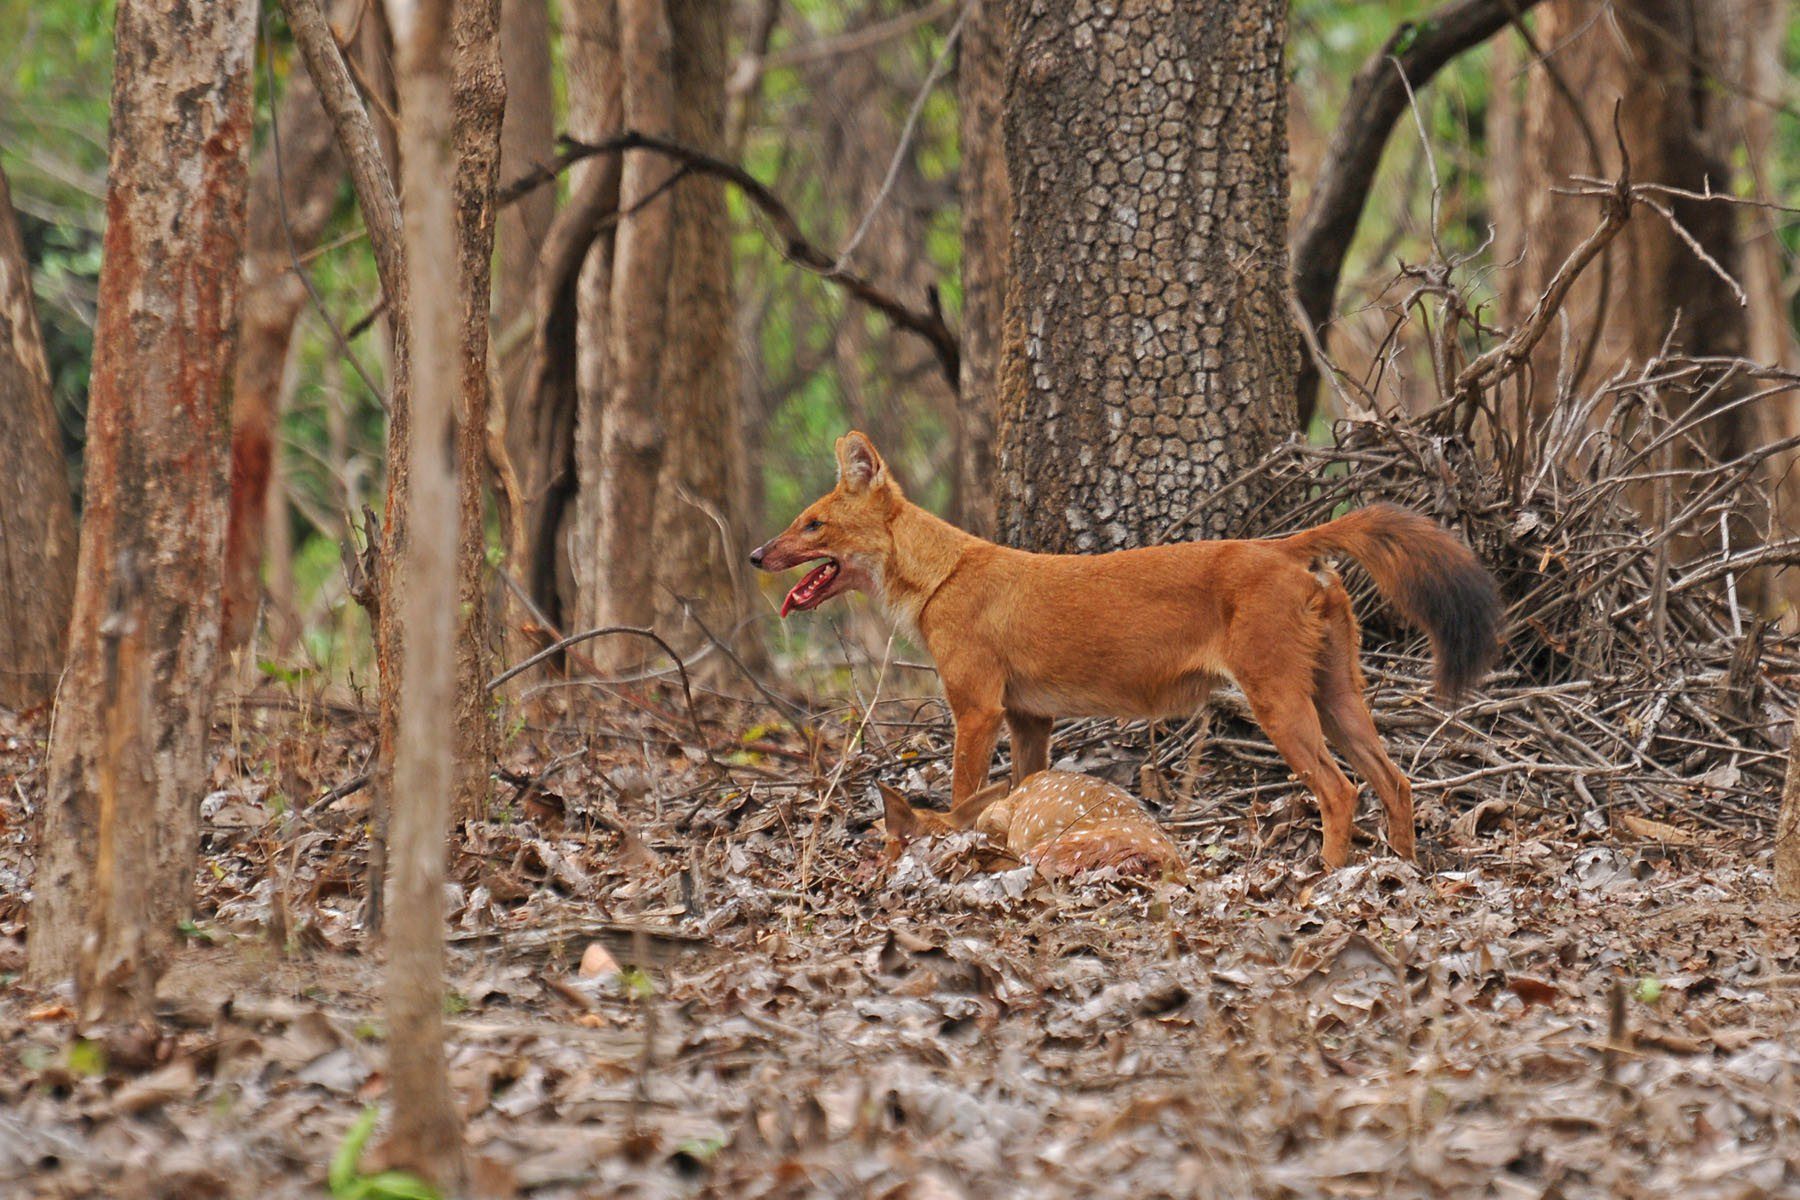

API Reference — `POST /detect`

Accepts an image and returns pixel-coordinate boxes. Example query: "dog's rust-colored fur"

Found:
[754,433,1502,867]
[878,772,1185,882]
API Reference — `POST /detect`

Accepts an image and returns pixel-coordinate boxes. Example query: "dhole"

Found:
[878,772,1186,882]
[752,432,1501,868]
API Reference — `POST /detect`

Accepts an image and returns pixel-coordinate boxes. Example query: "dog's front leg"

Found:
[948,703,1005,804]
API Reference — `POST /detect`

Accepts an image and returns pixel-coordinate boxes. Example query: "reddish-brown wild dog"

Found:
[752,433,1502,868]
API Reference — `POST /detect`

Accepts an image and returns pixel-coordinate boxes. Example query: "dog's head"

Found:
[748,431,902,616]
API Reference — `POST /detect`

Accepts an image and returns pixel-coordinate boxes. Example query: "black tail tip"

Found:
[1427,556,1504,702]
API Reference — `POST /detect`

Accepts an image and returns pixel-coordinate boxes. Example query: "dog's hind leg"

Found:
[1313,588,1415,860]
[1228,596,1360,868]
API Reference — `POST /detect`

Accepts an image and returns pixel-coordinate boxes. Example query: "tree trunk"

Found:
[587,0,676,659]
[1732,0,1800,624]
[382,0,467,1181]
[553,0,624,631]
[495,0,555,341]
[652,0,754,669]
[994,0,1298,553]
[28,0,256,1009]
[954,0,1008,539]
[0,164,78,711]
[450,0,504,819]
[222,29,346,657]
[1503,1,1757,589]
[1780,709,1800,898]
[283,0,411,932]
[491,0,554,606]
[1505,2,1749,425]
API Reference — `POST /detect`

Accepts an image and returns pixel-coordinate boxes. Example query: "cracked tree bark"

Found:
[28,0,257,1013]
[563,0,625,631]
[0,164,77,711]
[995,0,1298,554]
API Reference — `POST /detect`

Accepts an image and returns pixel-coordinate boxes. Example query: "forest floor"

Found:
[2,681,1799,1200]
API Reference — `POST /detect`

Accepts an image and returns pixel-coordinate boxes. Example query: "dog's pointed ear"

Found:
[948,780,1011,829]
[835,431,887,493]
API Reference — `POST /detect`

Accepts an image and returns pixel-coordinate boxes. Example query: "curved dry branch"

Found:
[500,129,962,392]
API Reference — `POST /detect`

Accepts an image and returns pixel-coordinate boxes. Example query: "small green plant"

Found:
[1634,976,1665,1005]
[177,918,218,943]
[620,966,655,1001]
[328,1106,441,1200]
[442,991,470,1016]
[257,658,313,686]
[66,1039,106,1077]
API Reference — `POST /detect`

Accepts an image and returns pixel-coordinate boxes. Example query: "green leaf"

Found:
[329,1106,381,1194]
[66,1039,106,1077]
[621,966,655,1001]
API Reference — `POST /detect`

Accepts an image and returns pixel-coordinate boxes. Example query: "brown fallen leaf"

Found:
[578,942,621,979]
[1508,976,1561,1008]
[1617,812,1698,845]
[1450,798,1508,847]
[112,1057,197,1115]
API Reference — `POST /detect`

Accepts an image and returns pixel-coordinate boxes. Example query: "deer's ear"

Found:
[877,782,919,840]
[948,780,1011,829]
[835,431,887,493]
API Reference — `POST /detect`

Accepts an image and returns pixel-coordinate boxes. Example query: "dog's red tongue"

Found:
[781,561,837,617]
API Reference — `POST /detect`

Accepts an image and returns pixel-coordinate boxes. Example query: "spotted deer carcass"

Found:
[879,770,1184,883]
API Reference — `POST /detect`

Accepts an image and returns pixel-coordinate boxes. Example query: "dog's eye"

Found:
[803,519,824,533]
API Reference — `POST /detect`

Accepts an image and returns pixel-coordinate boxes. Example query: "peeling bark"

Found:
[0,165,77,711]
[29,0,257,1010]
[451,0,504,818]
[995,0,1298,553]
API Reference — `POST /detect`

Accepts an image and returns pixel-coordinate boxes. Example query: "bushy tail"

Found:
[1283,504,1502,700]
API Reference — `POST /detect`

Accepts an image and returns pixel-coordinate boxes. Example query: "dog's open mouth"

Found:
[781,559,840,616]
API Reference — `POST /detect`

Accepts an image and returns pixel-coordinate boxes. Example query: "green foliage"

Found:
[65,1038,106,1077]
[328,1106,442,1200]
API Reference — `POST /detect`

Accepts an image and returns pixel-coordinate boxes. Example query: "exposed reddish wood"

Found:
[221,20,347,656]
